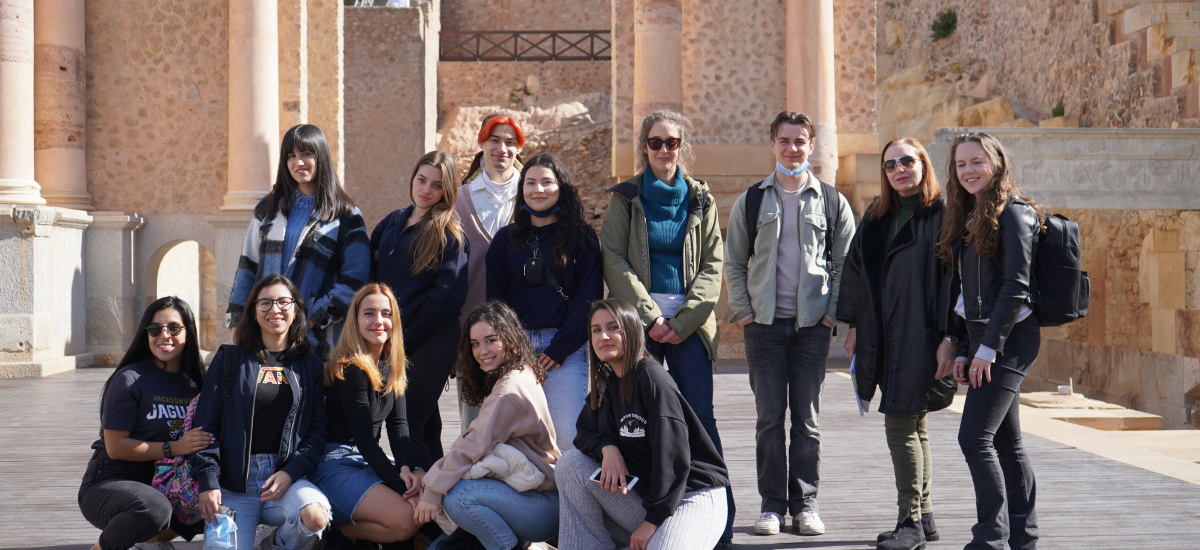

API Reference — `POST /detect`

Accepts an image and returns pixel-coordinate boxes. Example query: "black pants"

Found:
[960,317,1040,550]
[404,319,459,466]
[78,456,202,550]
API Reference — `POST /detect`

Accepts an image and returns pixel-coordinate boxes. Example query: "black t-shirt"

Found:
[92,360,200,454]
[250,352,295,454]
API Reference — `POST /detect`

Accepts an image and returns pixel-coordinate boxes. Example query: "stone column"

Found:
[632,0,682,129]
[34,0,91,210]
[222,0,280,211]
[787,0,838,184]
[0,0,45,205]
[85,212,144,365]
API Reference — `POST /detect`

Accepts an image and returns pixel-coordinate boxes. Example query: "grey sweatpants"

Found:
[556,449,727,550]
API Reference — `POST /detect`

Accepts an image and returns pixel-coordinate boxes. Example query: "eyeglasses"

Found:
[646,137,682,151]
[883,155,918,173]
[255,297,296,312]
[146,323,185,337]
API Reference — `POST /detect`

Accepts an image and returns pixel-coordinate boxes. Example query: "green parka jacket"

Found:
[600,171,723,360]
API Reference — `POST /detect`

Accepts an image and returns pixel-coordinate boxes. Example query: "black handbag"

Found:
[926,375,958,412]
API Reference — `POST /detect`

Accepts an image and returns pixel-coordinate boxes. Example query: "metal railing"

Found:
[440,31,611,61]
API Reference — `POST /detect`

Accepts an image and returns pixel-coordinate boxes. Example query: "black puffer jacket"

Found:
[836,197,948,415]
[947,197,1040,357]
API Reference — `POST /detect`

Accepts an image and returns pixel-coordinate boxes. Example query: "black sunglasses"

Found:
[146,323,185,337]
[646,137,682,151]
[883,155,918,173]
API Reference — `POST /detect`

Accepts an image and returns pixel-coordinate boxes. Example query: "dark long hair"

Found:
[937,132,1041,263]
[454,301,545,407]
[234,274,311,362]
[586,298,647,410]
[870,137,942,219]
[407,151,464,275]
[509,153,597,268]
[256,124,355,224]
[99,296,205,417]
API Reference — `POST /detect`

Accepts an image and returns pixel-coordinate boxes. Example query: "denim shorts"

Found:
[311,444,383,525]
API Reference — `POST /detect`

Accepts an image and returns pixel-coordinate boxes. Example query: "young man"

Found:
[453,114,524,431]
[724,111,855,537]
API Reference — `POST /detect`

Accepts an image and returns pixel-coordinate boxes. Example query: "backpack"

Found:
[152,394,202,524]
[744,177,842,264]
[1030,213,1090,327]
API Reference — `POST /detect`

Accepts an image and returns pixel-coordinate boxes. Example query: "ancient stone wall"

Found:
[439,0,609,31]
[86,1,229,213]
[437,61,612,128]
[344,6,437,230]
[834,0,877,135]
[876,0,1183,130]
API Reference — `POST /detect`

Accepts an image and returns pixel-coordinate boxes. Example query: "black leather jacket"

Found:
[837,197,948,415]
[947,197,1040,356]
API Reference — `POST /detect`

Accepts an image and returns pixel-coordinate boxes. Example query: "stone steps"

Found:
[1111,2,1200,116]
[1124,2,1200,32]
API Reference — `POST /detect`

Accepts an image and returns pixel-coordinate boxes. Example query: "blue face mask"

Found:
[522,204,560,218]
[776,161,810,178]
[205,513,237,548]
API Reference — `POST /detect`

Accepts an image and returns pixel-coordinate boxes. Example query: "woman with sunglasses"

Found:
[599,109,733,548]
[836,138,955,550]
[486,153,603,452]
[79,297,210,550]
[227,124,370,360]
[939,132,1042,550]
[371,150,469,465]
[192,274,331,550]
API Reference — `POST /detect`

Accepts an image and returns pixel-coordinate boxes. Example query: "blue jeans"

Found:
[960,317,1039,550]
[526,328,589,452]
[441,478,559,550]
[744,318,830,516]
[221,454,331,550]
[644,332,735,541]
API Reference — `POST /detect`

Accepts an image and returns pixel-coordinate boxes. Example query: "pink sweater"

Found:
[420,367,560,506]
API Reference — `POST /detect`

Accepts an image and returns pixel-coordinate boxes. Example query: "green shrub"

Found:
[932,9,957,41]
[1051,100,1065,118]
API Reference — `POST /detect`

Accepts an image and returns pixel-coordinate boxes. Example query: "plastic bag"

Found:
[204,513,237,549]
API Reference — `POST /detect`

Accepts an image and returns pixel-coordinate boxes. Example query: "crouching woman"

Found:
[557,298,729,550]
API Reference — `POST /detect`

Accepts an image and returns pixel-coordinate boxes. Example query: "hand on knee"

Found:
[299,503,329,533]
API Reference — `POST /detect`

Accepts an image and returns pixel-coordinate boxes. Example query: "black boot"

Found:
[920,513,939,541]
[877,518,925,550]
[440,528,486,550]
[876,523,901,543]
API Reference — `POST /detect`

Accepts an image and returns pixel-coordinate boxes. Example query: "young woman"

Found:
[836,138,955,550]
[192,274,330,550]
[940,132,1042,550]
[313,283,425,545]
[413,301,560,550]
[78,297,210,550]
[599,109,733,547]
[557,298,729,550]
[227,123,371,360]
[371,150,469,464]
[486,152,603,451]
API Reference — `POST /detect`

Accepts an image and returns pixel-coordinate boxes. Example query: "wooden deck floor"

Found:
[3,360,1200,549]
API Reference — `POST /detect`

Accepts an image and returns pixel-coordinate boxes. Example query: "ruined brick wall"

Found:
[1028,208,1200,428]
[437,61,611,128]
[86,1,229,213]
[439,0,609,31]
[877,0,1180,128]
[835,0,877,135]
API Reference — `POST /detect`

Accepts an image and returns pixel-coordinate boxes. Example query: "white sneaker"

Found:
[794,510,825,535]
[753,511,783,535]
[130,543,177,550]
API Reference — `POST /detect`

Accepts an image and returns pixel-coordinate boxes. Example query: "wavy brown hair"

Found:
[325,283,407,396]
[407,151,464,275]
[455,301,546,407]
[636,109,694,177]
[938,132,1040,263]
[871,137,943,219]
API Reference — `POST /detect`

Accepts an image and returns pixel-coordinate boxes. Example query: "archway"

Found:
[146,240,218,352]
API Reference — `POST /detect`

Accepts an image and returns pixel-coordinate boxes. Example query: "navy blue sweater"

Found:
[485,222,602,364]
[370,206,470,343]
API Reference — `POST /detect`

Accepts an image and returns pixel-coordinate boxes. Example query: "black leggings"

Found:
[78,460,202,550]
[404,319,459,466]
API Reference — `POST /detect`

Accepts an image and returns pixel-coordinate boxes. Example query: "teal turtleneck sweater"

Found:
[641,170,688,294]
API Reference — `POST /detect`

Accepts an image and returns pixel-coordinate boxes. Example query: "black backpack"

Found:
[1030,213,1090,327]
[744,177,841,265]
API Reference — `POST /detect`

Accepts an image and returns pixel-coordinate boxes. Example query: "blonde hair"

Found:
[325,283,407,396]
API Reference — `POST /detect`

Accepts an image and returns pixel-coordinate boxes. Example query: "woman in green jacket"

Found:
[598,109,732,549]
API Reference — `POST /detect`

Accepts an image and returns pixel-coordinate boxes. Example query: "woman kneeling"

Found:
[557,298,729,550]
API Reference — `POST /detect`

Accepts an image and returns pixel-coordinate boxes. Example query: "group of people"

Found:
[78,108,1044,550]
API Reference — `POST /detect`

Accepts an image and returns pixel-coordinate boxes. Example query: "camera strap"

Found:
[525,234,571,302]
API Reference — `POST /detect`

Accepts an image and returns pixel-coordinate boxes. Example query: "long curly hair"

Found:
[871,137,942,219]
[407,151,464,275]
[455,301,546,407]
[325,283,407,396]
[509,153,598,268]
[938,132,1040,263]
